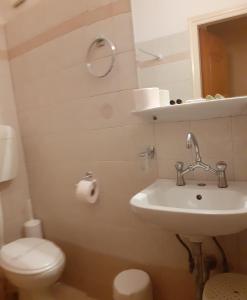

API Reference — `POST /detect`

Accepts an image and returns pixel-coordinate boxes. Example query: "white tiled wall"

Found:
[0,26,30,244]
[3,0,247,299]
[6,2,189,299]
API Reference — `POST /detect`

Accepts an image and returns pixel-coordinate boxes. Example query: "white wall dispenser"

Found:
[0,125,18,182]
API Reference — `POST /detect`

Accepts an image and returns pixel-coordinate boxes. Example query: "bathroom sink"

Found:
[130,179,247,237]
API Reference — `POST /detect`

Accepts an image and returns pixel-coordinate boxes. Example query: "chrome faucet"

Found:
[186,132,201,162]
[175,133,228,188]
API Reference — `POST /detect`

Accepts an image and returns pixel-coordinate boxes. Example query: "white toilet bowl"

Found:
[0,238,65,300]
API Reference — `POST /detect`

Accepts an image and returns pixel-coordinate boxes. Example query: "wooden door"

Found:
[199,27,230,97]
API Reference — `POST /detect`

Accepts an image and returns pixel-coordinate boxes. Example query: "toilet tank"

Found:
[0,126,18,182]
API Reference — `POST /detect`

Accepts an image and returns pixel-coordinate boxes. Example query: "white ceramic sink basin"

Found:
[130,179,247,237]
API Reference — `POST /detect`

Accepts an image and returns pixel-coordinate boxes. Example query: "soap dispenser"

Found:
[0,126,18,182]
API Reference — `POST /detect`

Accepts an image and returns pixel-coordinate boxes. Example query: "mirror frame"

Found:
[189,4,247,98]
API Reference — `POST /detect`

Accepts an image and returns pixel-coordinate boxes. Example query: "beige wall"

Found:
[5,1,189,299]
[0,0,41,23]
[0,25,30,244]
[0,23,31,298]
[3,1,247,300]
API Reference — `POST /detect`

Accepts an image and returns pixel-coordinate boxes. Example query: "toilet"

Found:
[0,237,65,300]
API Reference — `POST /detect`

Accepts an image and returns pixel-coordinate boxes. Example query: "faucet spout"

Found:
[187,132,201,162]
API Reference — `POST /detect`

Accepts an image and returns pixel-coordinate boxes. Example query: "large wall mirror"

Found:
[131,1,247,101]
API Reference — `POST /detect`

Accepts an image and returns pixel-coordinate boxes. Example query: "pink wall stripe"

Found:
[0,49,8,60]
[8,0,131,60]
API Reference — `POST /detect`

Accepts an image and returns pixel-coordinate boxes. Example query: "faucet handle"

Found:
[216,161,228,188]
[216,161,227,171]
[175,161,184,171]
[175,162,186,186]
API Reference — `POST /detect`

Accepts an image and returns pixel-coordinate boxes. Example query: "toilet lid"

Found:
[0,238,65,275]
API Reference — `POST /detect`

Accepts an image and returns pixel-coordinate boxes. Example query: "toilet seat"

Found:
[0,238,65,275]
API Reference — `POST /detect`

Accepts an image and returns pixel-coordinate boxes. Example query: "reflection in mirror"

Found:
[134,32,192,101]
[133,37,193,101]
[131,1,195,101]
[131,1,247,102]
[199,16,247,98]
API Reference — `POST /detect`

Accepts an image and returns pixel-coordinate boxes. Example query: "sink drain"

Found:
[196,194,202,200]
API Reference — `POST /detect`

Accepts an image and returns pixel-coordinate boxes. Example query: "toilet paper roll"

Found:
[133,88,160,111]
[159,89,170,106]
[24,219,43,238]
[76,180,99,204]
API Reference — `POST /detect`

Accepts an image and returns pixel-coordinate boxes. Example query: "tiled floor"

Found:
[52,283,95,300]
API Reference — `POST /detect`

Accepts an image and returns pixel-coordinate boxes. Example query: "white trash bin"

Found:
[113,269,153,300]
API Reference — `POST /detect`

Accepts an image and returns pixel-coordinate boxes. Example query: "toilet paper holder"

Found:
[82,171,94,181]
[139,146,155,159]
[76,172,99,202]
[81,172,97,194]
